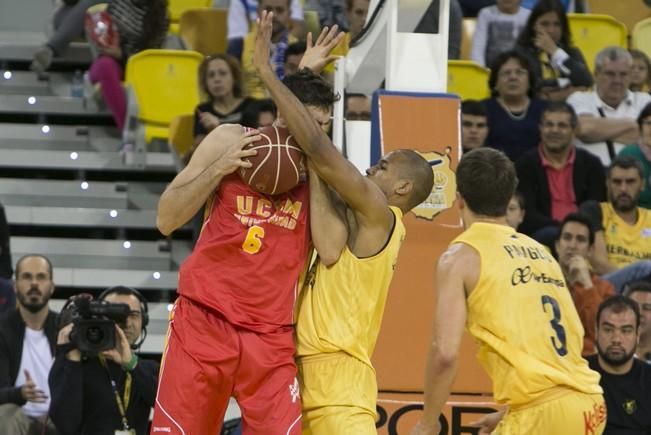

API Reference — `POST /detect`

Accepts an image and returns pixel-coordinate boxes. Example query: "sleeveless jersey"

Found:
[601,202,651,268]
[178,174,310,333]
[454,222,602,407]
[295,207,406,367]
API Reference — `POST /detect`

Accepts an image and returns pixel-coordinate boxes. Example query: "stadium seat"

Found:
[587,0,651,35]
[179,8,228,55]
[168,0,213,34]
[633,17,651,60]
[168,114,194,167]
[125,49,203,145]
[447,60,490,100]
[304,10,321,38]
[568,13,627,73]
[460,18,476,61]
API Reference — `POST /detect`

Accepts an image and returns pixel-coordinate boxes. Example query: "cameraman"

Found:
[48,286,159,435]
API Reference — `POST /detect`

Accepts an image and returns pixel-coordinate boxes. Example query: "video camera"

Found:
[60,295,131,354]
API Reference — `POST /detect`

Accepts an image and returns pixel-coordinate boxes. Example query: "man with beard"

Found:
[624,281,651,361]
[515,102,605,247]
[588,296,651,434]
[0,254,58,434]
[581,156,651,291]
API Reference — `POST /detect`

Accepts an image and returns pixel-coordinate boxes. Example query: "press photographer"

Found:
[48,286,159,435]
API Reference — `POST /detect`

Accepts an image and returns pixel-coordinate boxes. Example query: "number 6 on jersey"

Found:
[242,225,265,254]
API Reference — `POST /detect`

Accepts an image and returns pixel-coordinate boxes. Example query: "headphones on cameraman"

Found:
[98,286,149,349]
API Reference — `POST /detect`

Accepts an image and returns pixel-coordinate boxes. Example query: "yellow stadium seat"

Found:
[179,8,228,55]
[304,10,321,38]
[125,49,203,144]
[568,13,627,73]
[460,18,476,61]
[447,60,490,100]
[633,17,651,60]
[587,0,651,35]
[169,114,195,163]
[168,0,213,34]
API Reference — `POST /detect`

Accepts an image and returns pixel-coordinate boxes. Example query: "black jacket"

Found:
[515,44,593,91]
[515,146,606,235]
[49,354,159,435]
[0,309,59,405]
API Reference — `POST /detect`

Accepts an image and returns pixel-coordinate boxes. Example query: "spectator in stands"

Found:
[0,255,58,435]
[514,0,591,102]
[624,281,651,361]
[580,156,651,291]
[240,0,297,99]
[192,54,256,149]
[618,103,651,209]
[567,47,651,166]
[555,213,615,355]
[588,296,651,434]
[345,92,371,121]
[345,0,370,41]
[284,40,306,76]
[414,0,463,60]
[483,50,547,161]
[505,191,525,230]
[471,0,530,68]
[515,102,605,245]
[0,202,14,314]
[88,0,169,134]
[304,0,347,30]
[241,98,277,128]
[227,0,305,60]
[630,49,651,93]
[49,286,159,435]
[30,0,109,74]
[461,99,489,153]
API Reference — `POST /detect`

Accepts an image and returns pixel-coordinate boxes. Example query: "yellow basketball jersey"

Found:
[454,222,602,407]
[601,202,651,268]
[295,207,406,367]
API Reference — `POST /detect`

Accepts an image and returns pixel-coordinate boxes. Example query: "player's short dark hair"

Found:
[283,69,339,112]
[597,295,640,331]
[542,101,578,128]
[607,155,644,180]
[557,213,594,245]
[624,281,651,297]
[461,99,486,117]
[394,150,434,210]
[457,148,517,217]
[15,254,54,280]
[286,41,307,58]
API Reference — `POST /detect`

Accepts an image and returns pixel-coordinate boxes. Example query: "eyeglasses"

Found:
[498,68,528,78]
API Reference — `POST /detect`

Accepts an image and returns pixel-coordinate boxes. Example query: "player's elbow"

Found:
[319,251,341,267]
[156,212,175,236]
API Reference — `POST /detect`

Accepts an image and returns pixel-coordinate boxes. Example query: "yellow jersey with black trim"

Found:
[454,222,602,407]
[601,203,651,268]
[295,207,406,367]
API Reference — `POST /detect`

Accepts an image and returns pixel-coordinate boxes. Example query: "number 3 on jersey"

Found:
[541,295,568,356]
[242,225,265,254]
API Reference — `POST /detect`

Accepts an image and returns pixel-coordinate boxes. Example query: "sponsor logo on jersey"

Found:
[583,401,606,435]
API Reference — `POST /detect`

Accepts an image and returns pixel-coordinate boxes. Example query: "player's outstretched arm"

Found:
[298,25,344,75]
[308,165,348,266]
[411,244,473,435]
[157,125,259,235]
[254,12,391,228]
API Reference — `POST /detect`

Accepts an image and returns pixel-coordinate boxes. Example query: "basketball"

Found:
[238,125,306,195]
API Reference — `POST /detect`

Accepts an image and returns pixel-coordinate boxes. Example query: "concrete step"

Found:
[0,94,109,117]
[5,204,159,229]
[0,123,121,151]
[0,178,129,208]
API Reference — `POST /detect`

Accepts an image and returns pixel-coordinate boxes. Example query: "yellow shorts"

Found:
[495,392,605,435]
[298,352,377,435]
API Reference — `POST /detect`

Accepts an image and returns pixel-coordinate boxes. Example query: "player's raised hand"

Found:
[253,11,274,75]
[298,25,345,74]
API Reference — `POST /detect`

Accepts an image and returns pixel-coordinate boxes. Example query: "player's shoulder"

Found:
[439,242,479,271]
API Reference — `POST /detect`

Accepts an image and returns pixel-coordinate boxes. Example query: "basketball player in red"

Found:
[150,30,343,435]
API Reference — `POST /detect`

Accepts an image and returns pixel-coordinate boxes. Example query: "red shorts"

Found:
[150,296,302,435]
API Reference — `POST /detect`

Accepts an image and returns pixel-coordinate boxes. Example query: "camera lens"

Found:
[86,326,105,344]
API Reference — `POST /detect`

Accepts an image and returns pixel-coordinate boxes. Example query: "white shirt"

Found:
[471,5,530,67]
[14,328,53,418]
[567,89,651,166]
[227,0,304,40]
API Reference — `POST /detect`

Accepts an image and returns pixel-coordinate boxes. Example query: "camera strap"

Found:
[99,356,132,431]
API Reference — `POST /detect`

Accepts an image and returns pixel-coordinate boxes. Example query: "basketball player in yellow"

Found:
[254,12,435,434]
[411,148,605,435]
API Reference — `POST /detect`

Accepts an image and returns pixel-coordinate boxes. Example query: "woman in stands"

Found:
[482,50,547,162]
[192,54,257,149]
[630,49,651,93]
[89,0,169,134]
[618,103,651,209]
[515,0,592,101]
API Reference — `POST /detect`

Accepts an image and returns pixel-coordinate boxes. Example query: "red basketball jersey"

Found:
[178,174,310,333]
